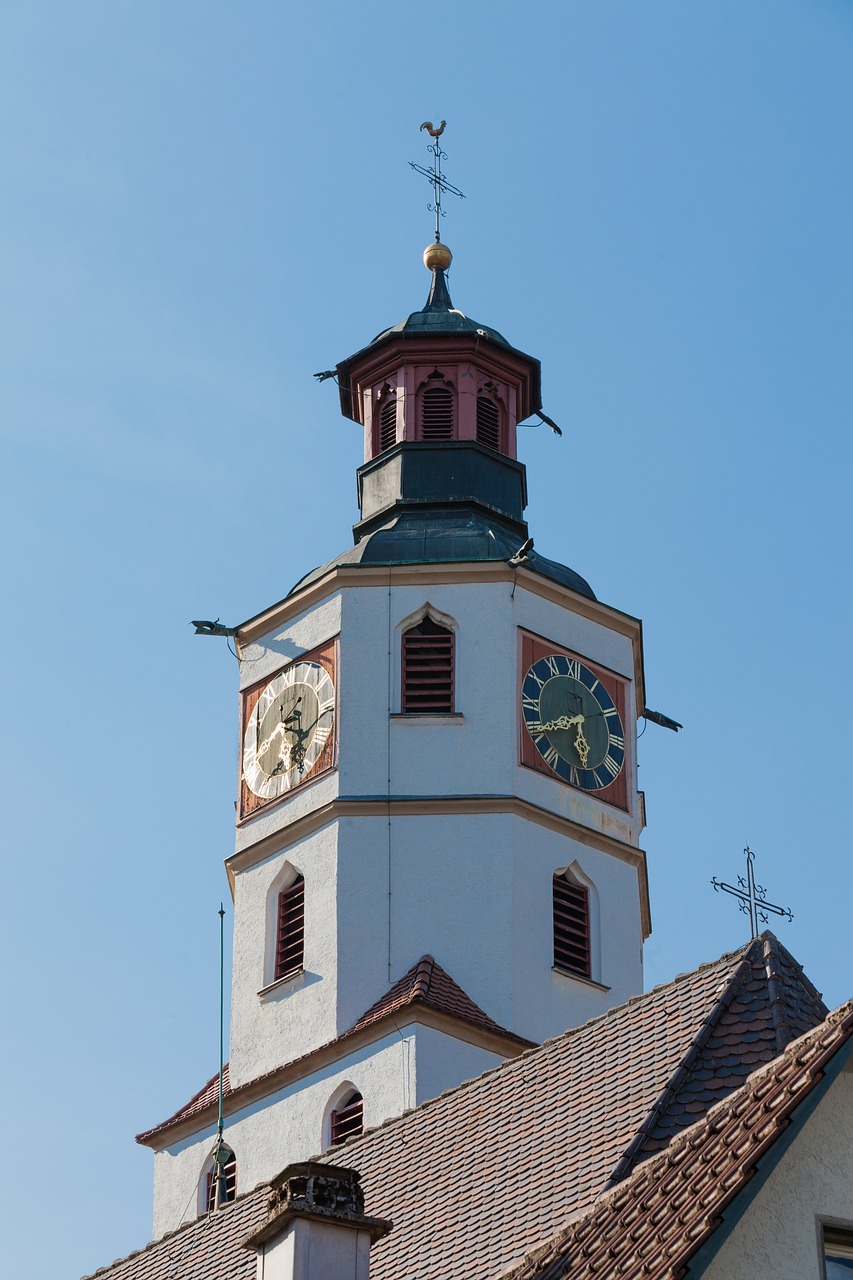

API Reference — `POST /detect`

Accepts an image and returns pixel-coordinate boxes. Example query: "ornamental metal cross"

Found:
[409,119,465,243]
[711,846,793,940]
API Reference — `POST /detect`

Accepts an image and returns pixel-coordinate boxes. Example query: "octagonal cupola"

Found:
[336,243,542,466]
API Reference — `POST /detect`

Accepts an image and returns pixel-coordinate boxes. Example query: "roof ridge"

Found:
[602,947,758,1189]
[498,999,853,1280]
[79,1179,272,1280]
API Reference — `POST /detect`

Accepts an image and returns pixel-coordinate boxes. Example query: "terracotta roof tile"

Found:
[502,999,853,1280]
[99,935,828,1280]
[351,954,522,1039]
[328,939,767,1280]
[81,1187,268,1280]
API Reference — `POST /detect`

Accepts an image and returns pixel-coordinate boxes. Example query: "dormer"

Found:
[336,242,542,466]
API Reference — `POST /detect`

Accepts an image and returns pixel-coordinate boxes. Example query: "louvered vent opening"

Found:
[274,875,305,980]
[553,875,591,977]
[420,385,454,440]
[476,395,501,450]
[205,1149,237,1211]
[402,617,454,713]
[378,392,397,452]
[331,1092,364,1145]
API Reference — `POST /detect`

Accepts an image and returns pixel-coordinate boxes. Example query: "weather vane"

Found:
[711,846,793,940]
[410,120,465,244]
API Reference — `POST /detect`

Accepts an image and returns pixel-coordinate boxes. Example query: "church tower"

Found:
[138,180,650,1237]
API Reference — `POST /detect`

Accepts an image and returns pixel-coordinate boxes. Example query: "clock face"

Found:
[242,660,336,801]
[522,653,625,792]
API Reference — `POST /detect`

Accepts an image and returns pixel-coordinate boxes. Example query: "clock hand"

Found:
[538,712,591,768]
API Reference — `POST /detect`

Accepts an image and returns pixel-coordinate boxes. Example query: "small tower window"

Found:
[330,1091,363,1145]
[476,391,501,451]
[402,617,454,713]
[205,1145,237,1212]
[376,386,397,453]
[553,873,591,978]
[274,874,305,981]
[419,373,454,440]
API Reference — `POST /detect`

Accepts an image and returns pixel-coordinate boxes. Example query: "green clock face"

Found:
[522,654,625,791]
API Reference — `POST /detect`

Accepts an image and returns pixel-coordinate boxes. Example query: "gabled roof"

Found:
[96,935,828,1280]
[503,998,853,1280]
[352,954,530,1041]
[136,956,529,1146]
[337,934,824,1280]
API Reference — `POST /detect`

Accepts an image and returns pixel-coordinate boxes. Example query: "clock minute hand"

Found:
[539,712,591,768]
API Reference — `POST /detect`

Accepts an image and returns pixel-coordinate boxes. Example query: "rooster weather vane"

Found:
[711,846,793,940]
[410,120,465,243]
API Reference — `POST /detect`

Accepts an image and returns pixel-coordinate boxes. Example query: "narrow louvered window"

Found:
[378,390,397,452]
[420,385,454,440]
[205,1147,237,1211]
[553,875,591,978]
[274,875,305,980]
[330,1091,363,1145]
[476,394,501,450]
[402,617,454,713]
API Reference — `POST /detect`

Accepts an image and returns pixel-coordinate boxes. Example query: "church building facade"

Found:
[88,204,853,1280]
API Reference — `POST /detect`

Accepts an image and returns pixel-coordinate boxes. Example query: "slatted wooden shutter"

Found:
[476,394,501,450]
[274,875,305,980]
[402,617,454,712]
[553,874,591,978]
[331,1091,364,1145]
[378,391,397,452]
[420,385,454,439]
[205,1148,237,1211]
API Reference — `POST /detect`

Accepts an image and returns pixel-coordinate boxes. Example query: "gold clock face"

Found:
[242,660,335,800]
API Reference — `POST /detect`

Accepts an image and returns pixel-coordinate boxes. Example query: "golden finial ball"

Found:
[424,242,452,271]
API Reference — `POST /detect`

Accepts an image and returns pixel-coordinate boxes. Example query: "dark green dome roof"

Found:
[368,268,511,348]
[287,509,595,602]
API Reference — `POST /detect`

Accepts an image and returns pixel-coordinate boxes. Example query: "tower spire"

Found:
[410,120,463,305]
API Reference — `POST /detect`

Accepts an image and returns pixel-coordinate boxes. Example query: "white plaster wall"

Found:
[412,1022,508,1103]
[235,576,642,859]
[152,1022,503,1239]
[230,825,340,1086]
[337,580,640,840]
[335,812,643,1046]
[258,1219,371,1280]
[698,1063,853,1280]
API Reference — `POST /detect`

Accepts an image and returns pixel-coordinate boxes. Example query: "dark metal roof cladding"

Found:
[286,509,596,601]
[367,266,512,349]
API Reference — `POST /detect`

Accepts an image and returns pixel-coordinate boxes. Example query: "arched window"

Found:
[553,872,591,978]
[274,874,305,981]
[205,1144,237,1212]
[418,372,454,440]
[476,390,501,450]
[330,1091,363,1145]
[376,385,397,453]
[402,616,454,713]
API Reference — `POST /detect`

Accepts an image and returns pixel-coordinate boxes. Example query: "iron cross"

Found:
[410,119,465,243]
[711,846,793,939]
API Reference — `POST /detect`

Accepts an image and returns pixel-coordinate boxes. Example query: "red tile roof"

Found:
[352,954,525,1039]
[503,998,853,1280]
[99,935,829,1280]
[136,956,529,1146]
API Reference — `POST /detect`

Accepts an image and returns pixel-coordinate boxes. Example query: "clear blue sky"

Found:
[2,3,851,1277]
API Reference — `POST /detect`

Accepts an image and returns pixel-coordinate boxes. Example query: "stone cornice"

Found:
[226,793,651,938]
[236,562,644,698]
